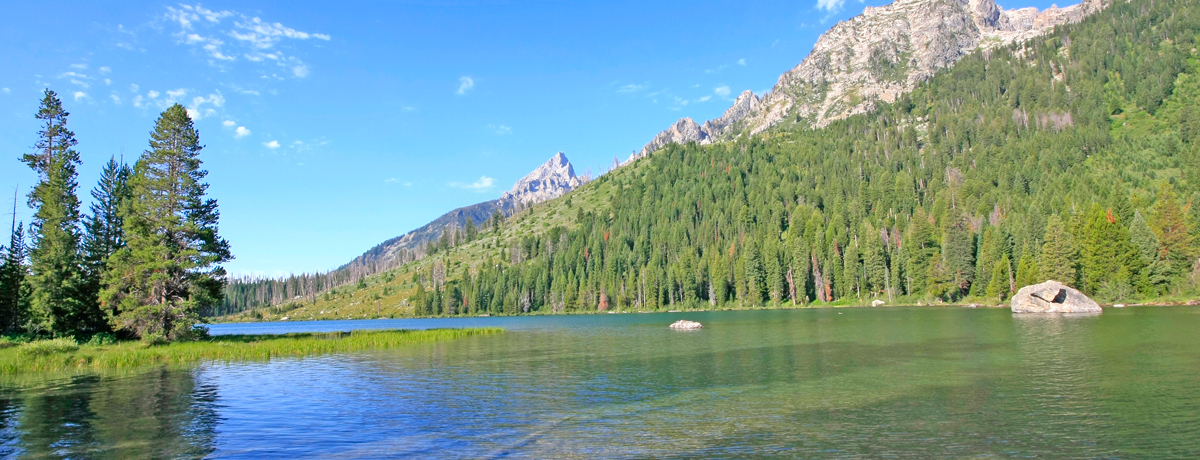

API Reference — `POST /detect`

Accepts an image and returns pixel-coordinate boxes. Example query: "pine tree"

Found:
[1040,215,1078,286]
[0,219,30,334]
[101,104,232,341]
[81,157,131,324]
[942,218,976,297]
[21,90,93,337]
[1151,183,1196,276]
[1130,211,1160,264]
[1014,248,1040,290]
[984,254,1013,302]
[1079,204,1140,296]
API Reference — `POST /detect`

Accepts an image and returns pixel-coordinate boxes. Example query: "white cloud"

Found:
[73,91,88,101]
[223,120,236,127]
[385,178,415,187]
[2,88,9,94]
[187,92,225,119]
[449,176,495,192]
[166,88,187,100]
[104,79,111,85]
[617,83,647,93]
[110,94,121,104]
[133,95,144,107]
[817,0,846,12]
[129,84,139,92]
[235,126,251,138]
[489,124,512,135]
[457,76,474,95]
[714,86,731,97]
[163,4,328,78]
[70,63,87,70]
[263,140,280,149]
[738,58,746,66]
[99,66,111,74]
[147,90,160,98]
[698,95,712,102]
[705,65,728,74]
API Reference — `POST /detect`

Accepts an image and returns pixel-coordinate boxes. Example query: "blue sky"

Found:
[0,0,1060,276]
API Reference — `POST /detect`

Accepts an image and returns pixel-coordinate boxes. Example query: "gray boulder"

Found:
[1010,280,1101,314]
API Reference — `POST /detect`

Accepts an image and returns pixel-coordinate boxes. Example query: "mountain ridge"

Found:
[627,0,1106,162]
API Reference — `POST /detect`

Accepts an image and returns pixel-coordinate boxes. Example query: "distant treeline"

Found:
[218,211,508,315]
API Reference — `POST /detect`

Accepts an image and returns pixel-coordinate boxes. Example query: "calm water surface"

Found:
[2,307,1199,458]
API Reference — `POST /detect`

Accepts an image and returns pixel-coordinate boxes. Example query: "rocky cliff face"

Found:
[629,0,1105,162]
[500,152,586,206]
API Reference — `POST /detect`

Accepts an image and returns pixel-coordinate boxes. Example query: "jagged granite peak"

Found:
[741,0,1105,133]
[500,152,586,206]
[344,152,588,273]
[627,0,1104,162]
[629,92,761,162]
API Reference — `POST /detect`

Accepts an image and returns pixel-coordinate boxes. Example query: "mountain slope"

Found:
[629,0,1105,162]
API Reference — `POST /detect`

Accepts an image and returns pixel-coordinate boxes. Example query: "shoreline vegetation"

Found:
[215,295,1200,324]
[0,328,502,375]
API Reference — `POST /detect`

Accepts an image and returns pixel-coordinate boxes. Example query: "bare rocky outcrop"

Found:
[627,0,1106,162]
[500,151,586,207]
[1011,280,1102,314]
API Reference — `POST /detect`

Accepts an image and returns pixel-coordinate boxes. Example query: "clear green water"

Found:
[2,307,1198,458]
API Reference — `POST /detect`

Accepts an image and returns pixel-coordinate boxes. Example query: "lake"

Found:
[2,306,1198,458]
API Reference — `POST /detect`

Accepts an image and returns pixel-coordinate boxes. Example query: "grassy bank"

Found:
[0,328,503,374]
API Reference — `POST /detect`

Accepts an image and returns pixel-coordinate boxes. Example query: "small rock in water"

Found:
[1011,280,1101,314]
[1113,304,1126,308]
[669,320,702,330]
[871,299,885,307]
[280,316,289,321]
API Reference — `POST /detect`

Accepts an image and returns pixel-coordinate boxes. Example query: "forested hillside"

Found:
[229,0,1200,321]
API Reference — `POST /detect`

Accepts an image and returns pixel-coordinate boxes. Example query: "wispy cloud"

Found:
[73,91,88,101]
[817,0,846,13]
[714,86,731,97]
[70,63,88,70]
[2,88,10,94]
[698,95,712,102]
[263,140,280,149]
[738,58,747,66]
[705,65,728,74]
[617,83,648,93]
[488,124,512,135]
[449,176,494,192]
[235,126,251,138]
[162,4,329,78]
[457,76,474,95]
[110,94,121,104]
[386,178,413,187]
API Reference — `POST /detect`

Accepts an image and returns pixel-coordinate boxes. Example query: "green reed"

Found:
[0,328,503,374]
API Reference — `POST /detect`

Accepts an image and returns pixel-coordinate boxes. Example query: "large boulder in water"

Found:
[669,320,703,330]
[1011,280,1101,314]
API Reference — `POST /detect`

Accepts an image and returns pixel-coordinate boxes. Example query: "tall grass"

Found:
[0,328,503,374]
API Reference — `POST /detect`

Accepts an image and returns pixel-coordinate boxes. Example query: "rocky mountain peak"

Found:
[501,152,586,206]
[627,0,1106,162]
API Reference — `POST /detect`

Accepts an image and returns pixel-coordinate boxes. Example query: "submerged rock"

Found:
[669,320,703,330]
[1011,280,1101,314]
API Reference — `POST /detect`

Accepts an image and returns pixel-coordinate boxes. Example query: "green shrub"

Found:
[85,332,119,346]
[17,338,79,357]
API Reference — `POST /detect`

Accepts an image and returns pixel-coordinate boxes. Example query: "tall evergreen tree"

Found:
[21,90,93,337]
[101,104,232,340]
[80,157,131,327]
[1151,183,1196,276]
[1040,215,1078,286]
[0,217,30,334]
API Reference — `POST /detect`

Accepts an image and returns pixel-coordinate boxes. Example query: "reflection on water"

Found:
[0,369,218,459]
[2,307,1199,458]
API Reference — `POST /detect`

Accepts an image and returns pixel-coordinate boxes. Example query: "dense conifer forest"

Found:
[235,0,1200,321]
